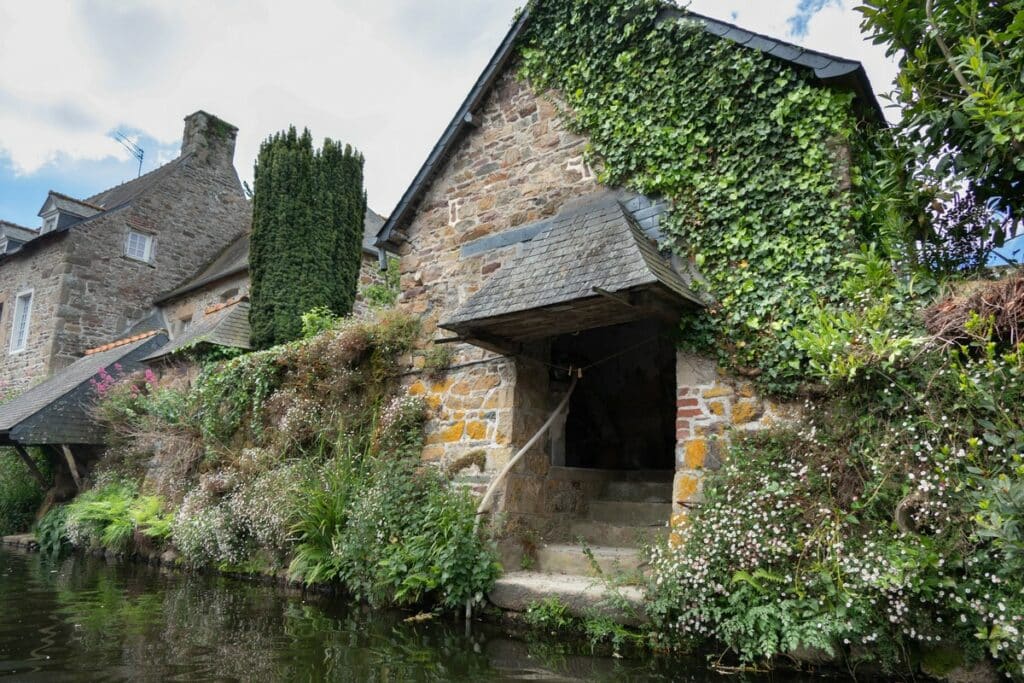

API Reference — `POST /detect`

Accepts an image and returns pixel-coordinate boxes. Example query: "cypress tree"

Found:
[249,128,366,348]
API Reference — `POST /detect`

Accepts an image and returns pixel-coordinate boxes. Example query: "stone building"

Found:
[375,8,882,589]
[0,111,250,394]
[150,206,389,354]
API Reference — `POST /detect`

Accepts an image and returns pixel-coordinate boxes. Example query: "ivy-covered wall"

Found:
[519,0,884,394]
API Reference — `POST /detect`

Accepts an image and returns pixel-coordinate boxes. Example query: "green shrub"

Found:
[289,396,500,610]
[361,257,400,308]
[64,482,174,551]
[0,448,48,535]
[300,306,340,339]
[36,505,70,556]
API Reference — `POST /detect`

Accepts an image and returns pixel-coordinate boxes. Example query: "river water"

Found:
[0,546,804,681]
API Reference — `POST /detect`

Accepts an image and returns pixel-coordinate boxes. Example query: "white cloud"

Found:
[0,0,899,215]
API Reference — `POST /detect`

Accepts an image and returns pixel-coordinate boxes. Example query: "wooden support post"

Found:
[60,445,82,491]
[12,444,48,490]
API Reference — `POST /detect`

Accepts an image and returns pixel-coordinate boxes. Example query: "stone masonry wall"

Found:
[161,271,250,335]
[54,156,249,369]
[352,253,389,318]
[0,239,68,392]
[396,71,599,474]
[670,351,802,539]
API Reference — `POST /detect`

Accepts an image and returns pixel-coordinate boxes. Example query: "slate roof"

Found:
[0,221,38,243]
[443,193,701,336]
[376,5,883,250]
[143,300,252,362]
[0,333,167,445]
[156,208,388,304]
[40,191,103,218]
[86,156,189,210]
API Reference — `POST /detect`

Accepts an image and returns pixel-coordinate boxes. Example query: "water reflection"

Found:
[0,547,788,682]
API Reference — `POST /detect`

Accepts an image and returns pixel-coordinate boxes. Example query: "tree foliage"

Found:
[249,128,367,348]
[858,0,1024,230]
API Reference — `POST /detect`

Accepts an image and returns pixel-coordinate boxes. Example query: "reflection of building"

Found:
[0,111,249,393]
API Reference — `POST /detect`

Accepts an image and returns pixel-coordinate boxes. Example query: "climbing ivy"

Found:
[519,0,886,393]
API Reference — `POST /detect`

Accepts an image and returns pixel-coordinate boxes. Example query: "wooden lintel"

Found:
[61,445,82,491]
[12,444,48,490]
[433,336,465,345]
[592,287,636,310]
[463,330,521,356]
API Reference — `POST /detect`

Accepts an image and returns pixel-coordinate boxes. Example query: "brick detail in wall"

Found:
[672,351,802,524]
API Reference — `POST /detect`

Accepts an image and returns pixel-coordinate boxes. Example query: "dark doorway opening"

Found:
[550,319,675,471]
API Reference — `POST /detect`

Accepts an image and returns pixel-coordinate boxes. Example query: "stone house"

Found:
[375,8,883,579]
[0,111,250,394]
[148,205,389,358]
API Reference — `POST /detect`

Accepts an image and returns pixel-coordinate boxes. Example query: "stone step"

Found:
[489,571,646,625]
[599,480,672,503]
[536,543,643,578]
[587,500,672,527]
[567,519,667,548]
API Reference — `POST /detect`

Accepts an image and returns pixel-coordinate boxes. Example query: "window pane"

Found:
[11,292,32,352]
[126,231,152,261]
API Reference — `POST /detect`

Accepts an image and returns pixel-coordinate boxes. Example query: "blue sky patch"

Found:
[788,0,842,36]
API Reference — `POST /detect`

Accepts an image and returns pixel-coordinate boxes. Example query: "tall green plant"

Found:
[0,448,48,535]
[249,127,366,348]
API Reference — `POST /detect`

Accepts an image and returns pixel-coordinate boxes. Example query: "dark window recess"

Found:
[220,288,240,302]
[550,319,676,471]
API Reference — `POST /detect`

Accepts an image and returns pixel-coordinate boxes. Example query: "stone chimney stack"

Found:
[181,110,238,167]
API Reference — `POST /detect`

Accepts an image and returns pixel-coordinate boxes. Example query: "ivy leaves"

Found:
[520,0,880,393]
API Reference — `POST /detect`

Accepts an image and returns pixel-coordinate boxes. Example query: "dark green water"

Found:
[0,546,800,681]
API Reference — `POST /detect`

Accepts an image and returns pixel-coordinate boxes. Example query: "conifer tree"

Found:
[249,127,366,348]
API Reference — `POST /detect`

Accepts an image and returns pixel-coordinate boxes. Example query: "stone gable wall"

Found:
[53,157,249,370]
[396,72,600,474]
[0,240,68,392]
[161,271,251,336]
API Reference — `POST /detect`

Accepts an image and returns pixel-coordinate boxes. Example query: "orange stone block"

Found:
[473,375,501,391]
[466,421,487,440]
[708,401,726,417]
[732,400,762,425]
[737,383,757,398]
[441,422,465,443]
[674,474,699,504]
[408,381,426,396]
[426,395,442,410]
[684,439,707,469]
[702,384,733,399]
[450,381,472,396]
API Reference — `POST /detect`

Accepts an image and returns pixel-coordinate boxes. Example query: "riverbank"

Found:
[2,543,721,682]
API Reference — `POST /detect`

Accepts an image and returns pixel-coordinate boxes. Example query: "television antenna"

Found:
[113,132,144,178]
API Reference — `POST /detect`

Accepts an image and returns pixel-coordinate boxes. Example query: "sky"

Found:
[0,0,900,229]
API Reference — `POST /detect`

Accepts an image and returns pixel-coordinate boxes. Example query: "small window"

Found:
[9,290,33,354]
[125,230,154,262]
[178,316,192,334]
[42,215,58,233]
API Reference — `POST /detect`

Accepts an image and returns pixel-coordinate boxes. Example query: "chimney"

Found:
[181,110,238,167]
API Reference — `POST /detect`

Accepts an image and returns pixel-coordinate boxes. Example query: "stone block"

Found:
[466,421,487,440]
[676,352,717,388]
[683,439,707,469]
[732,400,763,425]
[708,400,726,417]
[673,473,700,504]
[702,384,734,399]
[441,421,465,443]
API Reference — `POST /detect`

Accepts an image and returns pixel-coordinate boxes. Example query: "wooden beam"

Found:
[12,444,47,490]
[61,445,82,491]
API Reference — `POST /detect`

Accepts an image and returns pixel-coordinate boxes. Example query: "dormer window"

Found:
[42,214,58,233]
[125,230,154,263]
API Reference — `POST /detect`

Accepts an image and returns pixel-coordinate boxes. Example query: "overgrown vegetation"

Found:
[47,310,499,613]
[521,0,1024,676]
[249,127,368,348]
[0,447,49,535]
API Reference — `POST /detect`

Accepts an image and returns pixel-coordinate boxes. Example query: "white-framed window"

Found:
[125,230,154,262]
[9,290,33,354]
[42,214,58,233]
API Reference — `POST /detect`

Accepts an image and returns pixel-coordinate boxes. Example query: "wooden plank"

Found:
[61,445,82,491]
[12,444,47,490]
